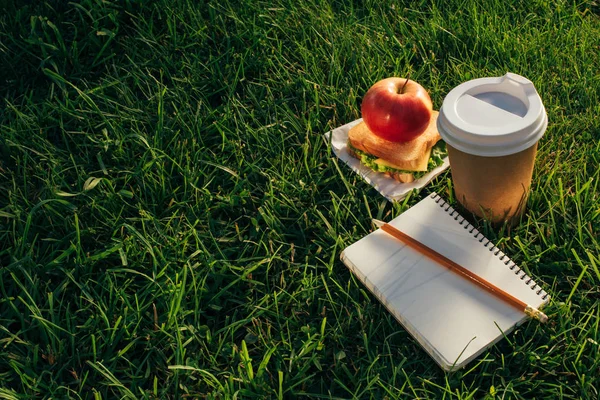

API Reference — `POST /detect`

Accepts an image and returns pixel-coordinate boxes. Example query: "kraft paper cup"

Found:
[447,142,538,223]
[437,73,548,224]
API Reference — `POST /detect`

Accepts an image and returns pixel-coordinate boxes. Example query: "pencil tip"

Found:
[372,219,385,228]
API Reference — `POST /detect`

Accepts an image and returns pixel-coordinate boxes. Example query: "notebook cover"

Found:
[340,193,550,371]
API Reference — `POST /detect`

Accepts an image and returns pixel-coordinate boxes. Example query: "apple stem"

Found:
[400,74,410,94]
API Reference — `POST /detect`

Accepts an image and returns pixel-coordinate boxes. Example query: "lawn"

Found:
[1,0,600,398]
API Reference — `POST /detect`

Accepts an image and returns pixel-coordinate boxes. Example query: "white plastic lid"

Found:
[437,72,548,157]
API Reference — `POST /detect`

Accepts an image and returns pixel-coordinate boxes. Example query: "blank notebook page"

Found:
[340,193,550,371]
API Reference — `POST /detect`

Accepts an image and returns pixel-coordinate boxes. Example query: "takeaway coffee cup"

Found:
[437,73,548,224]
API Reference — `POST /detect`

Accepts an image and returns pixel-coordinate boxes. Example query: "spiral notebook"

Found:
[340,193,550,371]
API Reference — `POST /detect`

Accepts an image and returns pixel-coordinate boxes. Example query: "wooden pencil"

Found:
[372,219,548,323]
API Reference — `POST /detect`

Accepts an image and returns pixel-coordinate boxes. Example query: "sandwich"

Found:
[347,112,446,183]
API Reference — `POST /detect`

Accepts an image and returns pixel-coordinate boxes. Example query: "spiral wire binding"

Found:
[429,193,549,300]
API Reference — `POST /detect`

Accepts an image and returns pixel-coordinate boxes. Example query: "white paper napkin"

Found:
[325,118,450,202]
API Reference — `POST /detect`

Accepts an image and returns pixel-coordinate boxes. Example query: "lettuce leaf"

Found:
[348,141,447,179]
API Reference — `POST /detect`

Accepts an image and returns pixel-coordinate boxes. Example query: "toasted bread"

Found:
[348,111,440,172]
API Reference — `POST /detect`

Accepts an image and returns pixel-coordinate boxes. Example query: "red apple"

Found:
[361,77,433,142]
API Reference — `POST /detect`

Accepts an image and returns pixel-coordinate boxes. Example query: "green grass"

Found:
[1,0,600,398]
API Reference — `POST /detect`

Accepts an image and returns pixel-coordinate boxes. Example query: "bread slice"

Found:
[348,111,440,172]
